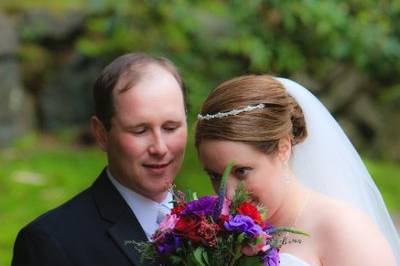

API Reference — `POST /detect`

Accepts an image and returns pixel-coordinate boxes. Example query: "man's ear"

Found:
[277,135,292,162]
[90,116,108,151]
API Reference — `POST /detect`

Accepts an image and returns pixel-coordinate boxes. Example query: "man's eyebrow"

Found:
[164,120,183,124]
[124,123,147,130]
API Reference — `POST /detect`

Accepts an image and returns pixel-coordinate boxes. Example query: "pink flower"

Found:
[158,214,178,232]
[221,198,231,216]
[241,231,272,256]
[242,245,258,256]
[256,232,271,252]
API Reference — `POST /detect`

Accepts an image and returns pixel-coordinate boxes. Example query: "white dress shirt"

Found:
[107,168,173,239]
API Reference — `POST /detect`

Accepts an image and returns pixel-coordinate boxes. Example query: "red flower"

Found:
[171,204,186,215]
[236,202,263,225]
[174,216,202,243]
[174,216,220,246]
[218,214,230,226]
[197,217,220,247]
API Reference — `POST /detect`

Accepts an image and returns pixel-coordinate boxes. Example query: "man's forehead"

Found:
[115,63,175,95]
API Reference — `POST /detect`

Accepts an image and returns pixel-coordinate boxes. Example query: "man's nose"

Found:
[148,131,168,156]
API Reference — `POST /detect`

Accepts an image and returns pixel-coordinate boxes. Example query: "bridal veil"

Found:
[275,77,400,263]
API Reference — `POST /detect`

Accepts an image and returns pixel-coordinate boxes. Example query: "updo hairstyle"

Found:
[195,75,307,155]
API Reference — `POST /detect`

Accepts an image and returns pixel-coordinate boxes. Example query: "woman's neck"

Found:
[267,180,311,228]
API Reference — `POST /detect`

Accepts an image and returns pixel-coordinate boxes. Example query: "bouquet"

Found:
[128,163,308,266]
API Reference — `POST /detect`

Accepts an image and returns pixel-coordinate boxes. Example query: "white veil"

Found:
[275,77,400,262]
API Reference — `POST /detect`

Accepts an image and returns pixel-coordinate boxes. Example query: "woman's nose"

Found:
[225,177,238,200]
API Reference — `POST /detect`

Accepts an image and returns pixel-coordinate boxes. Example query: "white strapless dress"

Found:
[280,253,311,266]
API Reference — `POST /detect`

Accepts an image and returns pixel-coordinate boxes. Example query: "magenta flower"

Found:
[241,231,271,256]
[158,214,178,232]
[221,198,231,216]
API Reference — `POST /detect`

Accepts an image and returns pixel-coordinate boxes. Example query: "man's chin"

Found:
[147,188,171,203]
[161,176,174,190]
[144,174,174,191]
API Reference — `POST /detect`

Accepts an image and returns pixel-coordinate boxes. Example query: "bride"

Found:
[195,75,399,265]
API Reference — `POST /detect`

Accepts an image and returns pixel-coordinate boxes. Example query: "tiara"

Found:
[197,103,266,121]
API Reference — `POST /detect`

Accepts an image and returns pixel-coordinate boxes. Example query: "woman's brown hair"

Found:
[195,75,307,155]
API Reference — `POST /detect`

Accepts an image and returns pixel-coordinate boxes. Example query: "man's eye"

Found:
[164,126,178,132]
[163,123,181,132]
[131,128,146,135]
[234,167,251,179]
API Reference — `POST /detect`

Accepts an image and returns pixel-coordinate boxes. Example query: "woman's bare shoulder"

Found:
[309,193,396,265]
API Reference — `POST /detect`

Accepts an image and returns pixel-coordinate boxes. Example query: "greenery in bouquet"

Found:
[129,163,308,266]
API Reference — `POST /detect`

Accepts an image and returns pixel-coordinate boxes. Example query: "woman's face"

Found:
[198,139,288,218]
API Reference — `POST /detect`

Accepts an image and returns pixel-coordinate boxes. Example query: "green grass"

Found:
[0,133,399,266]
[365,159,400,212]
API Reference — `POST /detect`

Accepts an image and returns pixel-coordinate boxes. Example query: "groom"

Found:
[12,53,188,266]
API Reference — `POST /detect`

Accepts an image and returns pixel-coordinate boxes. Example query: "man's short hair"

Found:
[93,52,188,130]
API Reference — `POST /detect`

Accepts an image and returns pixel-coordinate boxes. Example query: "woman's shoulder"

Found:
[309,193,396,265]
[312,193,370,229]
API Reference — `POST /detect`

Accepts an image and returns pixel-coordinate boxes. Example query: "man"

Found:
[12,53,188,266]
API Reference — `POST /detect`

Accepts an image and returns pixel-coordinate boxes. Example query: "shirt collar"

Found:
[106,168,172,239]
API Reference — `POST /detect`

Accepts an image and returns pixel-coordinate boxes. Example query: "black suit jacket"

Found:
[12,169,158,266]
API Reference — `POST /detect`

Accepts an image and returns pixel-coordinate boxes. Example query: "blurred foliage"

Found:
[365,159,400,212]
[1,0,399,117]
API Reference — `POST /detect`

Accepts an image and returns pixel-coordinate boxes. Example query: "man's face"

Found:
[97,66,187,202]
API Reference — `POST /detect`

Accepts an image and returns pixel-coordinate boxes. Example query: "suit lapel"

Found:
[92,169,157,266]
[108,210,156,266]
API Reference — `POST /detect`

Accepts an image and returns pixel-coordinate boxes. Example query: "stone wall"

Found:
[0,14,32,147]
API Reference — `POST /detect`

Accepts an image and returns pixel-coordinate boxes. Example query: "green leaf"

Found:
[186,189,195,201]
[201,250,209,265]
[237,255,264,266]
[169,254,184,264]
[192,191,198,200]
[272,227,310,236]
[231,181,252,210]
[218,161,234,198]
[236,232,246,245]
[189,247,209,266]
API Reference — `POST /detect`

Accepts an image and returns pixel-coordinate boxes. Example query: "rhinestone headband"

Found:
[197,103,266,121]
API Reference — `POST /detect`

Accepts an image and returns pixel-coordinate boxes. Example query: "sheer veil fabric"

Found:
[275,77,400,263]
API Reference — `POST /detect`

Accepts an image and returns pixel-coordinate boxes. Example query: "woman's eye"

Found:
[208,172,222,182]
[234,167,251,179]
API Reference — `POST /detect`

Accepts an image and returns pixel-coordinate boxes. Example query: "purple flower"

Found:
[182,196,218,216]
[224,214,263,238]
[264,223,277,234]
[263,247,280,266]
[156,233,182,255]
[212,163,232,220]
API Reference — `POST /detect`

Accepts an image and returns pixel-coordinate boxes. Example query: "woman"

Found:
[195,75,399,265]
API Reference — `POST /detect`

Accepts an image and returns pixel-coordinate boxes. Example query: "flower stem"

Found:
[228,243,242,266]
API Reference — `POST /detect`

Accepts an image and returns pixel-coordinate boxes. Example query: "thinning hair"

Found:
[93,52,187,130]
